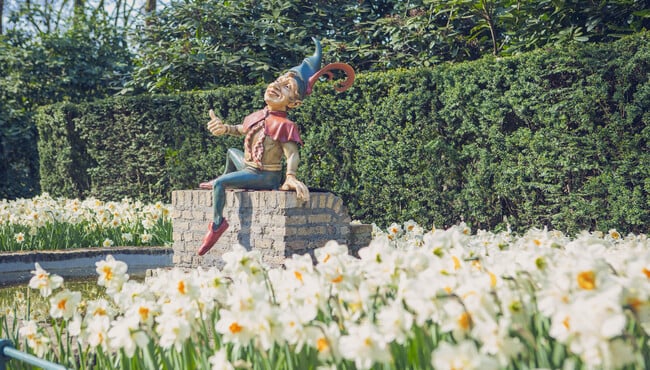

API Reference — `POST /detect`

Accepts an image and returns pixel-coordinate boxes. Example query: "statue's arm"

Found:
[207,109,244,136]
[280,141,310,202]
[283,141,300,176]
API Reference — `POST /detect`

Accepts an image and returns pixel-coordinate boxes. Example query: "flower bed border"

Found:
[0,246,173,286]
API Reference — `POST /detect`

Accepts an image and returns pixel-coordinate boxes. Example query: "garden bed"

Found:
[3,221,649,369]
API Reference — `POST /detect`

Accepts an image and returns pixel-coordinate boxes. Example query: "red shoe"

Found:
[198,219,229,256]
[199,180,215,190]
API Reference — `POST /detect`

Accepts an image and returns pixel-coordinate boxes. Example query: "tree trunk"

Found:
[73,0,85,28]
[144,0,155,27]
[114,0,121,27]
[145,0,156,13]
[0,0,4,35]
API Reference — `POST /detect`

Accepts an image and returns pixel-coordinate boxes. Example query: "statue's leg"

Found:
[223,148,245,175]
[200,148,245,189]
[199,167,281,255]
[211,168,282,228]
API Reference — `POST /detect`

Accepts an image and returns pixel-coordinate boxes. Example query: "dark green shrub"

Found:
[0,110,39,199]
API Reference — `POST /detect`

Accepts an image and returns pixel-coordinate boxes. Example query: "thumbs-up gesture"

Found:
[207,109,227,136]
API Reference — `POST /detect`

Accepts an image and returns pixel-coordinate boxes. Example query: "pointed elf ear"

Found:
[287,100,302,110]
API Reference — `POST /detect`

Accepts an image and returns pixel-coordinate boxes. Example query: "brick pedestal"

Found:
[172,190,371,268]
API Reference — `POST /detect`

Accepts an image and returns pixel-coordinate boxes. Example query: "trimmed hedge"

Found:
[0,109,39,199]
[37,85,259,202]
[36,33,650,234]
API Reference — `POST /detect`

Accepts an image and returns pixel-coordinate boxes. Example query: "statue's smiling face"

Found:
[264,73,301,111]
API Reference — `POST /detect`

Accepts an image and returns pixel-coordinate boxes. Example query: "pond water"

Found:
[0,275,149,344]
[1,277,104,302]
[0,278,109,341]
[0,274,145,318]
[0,273,147,300]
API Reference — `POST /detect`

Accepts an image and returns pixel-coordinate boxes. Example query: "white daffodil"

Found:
[215,308,255,347]
[397,246,433,278]
[357,238,399,289]
[28,262,63,298]
[19,320,51,358]
[337,280,373,323]
[84,315,111,350]
[472,316,524,367]
[221,244,265,281]
[314,240,349,266]
[386,222,403,242]
[304,322,341,362]
[403,219,421,234]
[431,340,499,370]
[288,271,328,323]
[86,298,116,319]
[95,255,129,294]
[122,232,133,242]
[315,242,359,295]
[601,338,636,369]
[248,302,282,351]
[400,267,451,326]
[440,298,473,339]
[108,315,149,358]
[277,308,307,350]
[338,320,392,370]
[281,252,315,288]
[224,278,269,313]
[376,300,414,344]
[155,304,192,352]
[209,348,235,370]
[112,280,154,311]
[140,232,152,243]
[109,217,121,228]
[14,232,25,243]
[156,268,200,300]
[124,298,158,329]
[68,313,83,337]
[49,289,82,319]
[193,267,230,315]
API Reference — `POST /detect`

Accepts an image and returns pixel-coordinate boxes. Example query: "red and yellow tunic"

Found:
[241,108,302,171]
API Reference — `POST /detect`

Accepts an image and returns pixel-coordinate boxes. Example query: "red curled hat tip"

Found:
[306,63,355,96]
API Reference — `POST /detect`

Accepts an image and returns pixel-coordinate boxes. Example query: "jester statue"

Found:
[197,38,355,256]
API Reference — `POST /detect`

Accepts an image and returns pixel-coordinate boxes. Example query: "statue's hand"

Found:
[280,175,310,202]
[207,109,227,136]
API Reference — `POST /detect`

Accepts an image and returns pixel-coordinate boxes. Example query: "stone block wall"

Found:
[172,190,372,268]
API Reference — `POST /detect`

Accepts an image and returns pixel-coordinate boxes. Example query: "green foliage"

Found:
[37,32,650,234]
[0,31,37,199]
[129,0,650,93]
[127,0,367,93]
[0,111,38,200]
[0,6,133,200]
[4,0,649,201]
